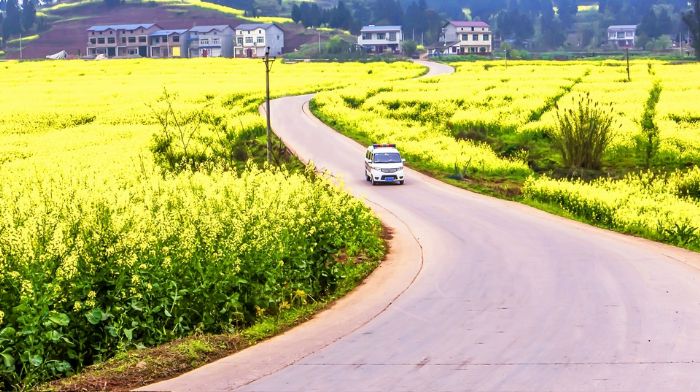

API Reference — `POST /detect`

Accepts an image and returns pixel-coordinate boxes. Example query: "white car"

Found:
[364,144,405,185]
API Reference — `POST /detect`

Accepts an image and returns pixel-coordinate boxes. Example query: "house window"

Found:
[138,36,147,43]
[172,35,179,43]
[257,36,264,44]
[245,36,253,43]
[212,38,220,45]
[377,33,386,40]
[480,47,486,53]
[483,34,489,40]
[237,37,243,45]
[626,31,634,37]
[128,37,136,43]
[109,30,113,35]
[107,37,115,44]
[362,33,371,40]
[121,37,126,44]
[200,39,209,45]
[388,32,396,41]
[473,34,478,41]
[97,37,105,44]
[462,34,468,41]
[617,32,625,38]
[471,27,475,31]
[89,38,96,44]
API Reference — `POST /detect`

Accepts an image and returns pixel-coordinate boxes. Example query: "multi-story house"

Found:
[358,25,403,53]
[608,25,637,48]
[149,29,189,58]
[187,25,234,58]
[234,23,285,58]
[439,21,492,55]
[86,23,162,58]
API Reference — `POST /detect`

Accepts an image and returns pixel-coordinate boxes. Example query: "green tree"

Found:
[325,35,350,53]
[401,39,418,57]
[683,0,700,59]
[556,0,578,25]
[21,0,35,31]
[2,0,21,39]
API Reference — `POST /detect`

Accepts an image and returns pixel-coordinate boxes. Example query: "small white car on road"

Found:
[365,144,405,185]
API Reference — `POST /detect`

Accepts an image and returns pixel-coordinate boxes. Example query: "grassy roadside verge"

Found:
[39,226,389,392]
[308,99,700,254]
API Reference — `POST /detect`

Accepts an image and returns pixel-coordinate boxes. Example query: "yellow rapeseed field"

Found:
[0,58,423,389]
[312,60,700,248]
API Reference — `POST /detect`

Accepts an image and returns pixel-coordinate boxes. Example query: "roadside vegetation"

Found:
[312,60,700,250]
[0,58,423,390]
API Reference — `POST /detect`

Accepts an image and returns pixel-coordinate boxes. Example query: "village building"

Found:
[437,20,492,55]
[187,25,234,58]
[87,23,162,58]
[234,23,285,58]
[149,29,189,58]
[608,25,637,48]
[358,25,403,54]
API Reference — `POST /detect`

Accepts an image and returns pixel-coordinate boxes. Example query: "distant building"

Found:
[149,29,189,58]
[87,23,162,58]
[234,23,285,58]
[188,25,234,58]
[608,25,637,48]
[438,21,492,55]
[358,25,403,54]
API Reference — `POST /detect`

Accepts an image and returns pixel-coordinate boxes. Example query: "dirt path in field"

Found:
[142,61,700,392]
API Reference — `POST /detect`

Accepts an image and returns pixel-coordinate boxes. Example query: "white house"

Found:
[234,23,285,58]
[358,25,403,54]
[608,25,637,48]
[187,25,234,58]
[438,21,492,55]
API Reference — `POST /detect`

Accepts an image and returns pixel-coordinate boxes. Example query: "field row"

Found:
[312,60,700,249]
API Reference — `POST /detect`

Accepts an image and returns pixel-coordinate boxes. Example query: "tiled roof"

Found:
[188,25,232,33]
[361,25,402,32]
[150,29,188,36]
[236,23,276,31]
[87,23,158,32]
[448,21,490,28]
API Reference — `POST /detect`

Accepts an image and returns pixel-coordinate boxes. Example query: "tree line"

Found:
[1,0,37,43]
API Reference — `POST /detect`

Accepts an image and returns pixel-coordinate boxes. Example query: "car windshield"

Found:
[374,152,402,163]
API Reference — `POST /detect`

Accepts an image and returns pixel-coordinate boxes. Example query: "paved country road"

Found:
[143,62,700,392]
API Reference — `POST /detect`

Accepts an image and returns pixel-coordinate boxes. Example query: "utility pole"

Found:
[19,33,23,61]
[263,46,276,164]
[625,48,630,82]
[318,30,321,54]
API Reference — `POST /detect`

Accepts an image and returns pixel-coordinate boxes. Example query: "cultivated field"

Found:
[0,58,423,389]
[312,60,700,249]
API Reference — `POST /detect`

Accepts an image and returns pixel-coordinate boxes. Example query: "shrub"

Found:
[552,94,615,170]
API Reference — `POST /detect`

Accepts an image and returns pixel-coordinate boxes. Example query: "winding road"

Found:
[144,61,700,392]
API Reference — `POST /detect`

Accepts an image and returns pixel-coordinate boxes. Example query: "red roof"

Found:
[448,21,490,28]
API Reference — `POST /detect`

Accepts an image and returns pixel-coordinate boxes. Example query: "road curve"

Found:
[144,62,700,391]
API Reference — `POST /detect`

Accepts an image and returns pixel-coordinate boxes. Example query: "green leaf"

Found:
[48,312,70,327]
[45,330,62,343]
[86,308,104,325]
[124,328,134,341]
[0,327,16,339]
[0,351,14,368]
[29,354,43,367]
[164,308,172,317]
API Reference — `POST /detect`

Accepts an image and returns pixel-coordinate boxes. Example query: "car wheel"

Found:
[399,180,404,185]
[371,177,377,186]
[365,172,370,182]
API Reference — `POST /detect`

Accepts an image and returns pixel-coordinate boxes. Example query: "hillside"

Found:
[4,0,331,59]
